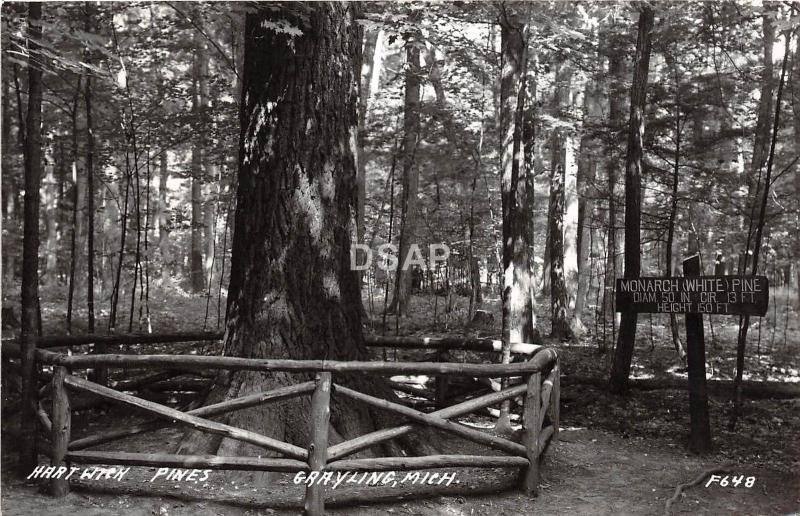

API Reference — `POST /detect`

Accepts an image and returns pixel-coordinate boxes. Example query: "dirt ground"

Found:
[2,289,799,515]
[2,426,798,515]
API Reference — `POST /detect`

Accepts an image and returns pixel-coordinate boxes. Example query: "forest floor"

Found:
[2,284,799,515]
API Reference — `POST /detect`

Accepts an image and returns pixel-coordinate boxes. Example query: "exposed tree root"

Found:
[663,462,736,515]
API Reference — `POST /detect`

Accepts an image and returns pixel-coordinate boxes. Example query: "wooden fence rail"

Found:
[35,348,557,377]
[6,332,541,355]
[20,340,559,515]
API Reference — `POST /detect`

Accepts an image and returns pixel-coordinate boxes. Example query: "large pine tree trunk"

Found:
[387,34,421,317]
[19,1,44,472]
[609,6,654,394]
[177,3,430,472]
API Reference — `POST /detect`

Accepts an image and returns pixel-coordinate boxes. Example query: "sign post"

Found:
[615,266,769,453]
[683,254,711,453]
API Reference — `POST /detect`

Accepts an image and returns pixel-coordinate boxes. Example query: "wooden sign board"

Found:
[615,275,768,316]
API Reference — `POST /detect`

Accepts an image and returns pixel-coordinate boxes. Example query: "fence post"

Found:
[683,254,712,453]
[435,349,450,408]
[51,366,71,496]
[19,332,38,473]
[304,372,332,516]
[550,359,560,442]
[521,370,542,495]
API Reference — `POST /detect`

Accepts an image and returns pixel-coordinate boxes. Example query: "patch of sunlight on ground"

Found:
[390,375,429,385]
[666,363,718,379]
[630,363,654,380]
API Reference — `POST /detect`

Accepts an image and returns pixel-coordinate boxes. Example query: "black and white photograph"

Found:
[1,1,798,514]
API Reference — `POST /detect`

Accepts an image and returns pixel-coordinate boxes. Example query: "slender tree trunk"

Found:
[664,51,686,361]
[549,62,571,341]
[19,1,44,473]
[561,66,580,310]
[501,21,533,285]
[84,3,96,334]
[189,28,208,293]
[83,3,102,381]
[498,5,534,432]
[158,153,170,282]
[387,32,421,316]
[794,30,800,308]
[176,5,432,471]
[522,54,538,326]
[609,6,654,394]
[746,7,775,214]
[572,71,600,338]
[109,161,131,332]
[730,27,789,429]
[203,181,216,290]
[356,28,385,290]
[2,73,17,286]
[603,40,626,340]
[549,132,568,340]
[67,76,83,333]
[43,143,58,285]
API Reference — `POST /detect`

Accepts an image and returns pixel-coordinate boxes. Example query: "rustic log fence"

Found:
[3,332,541,419]
[29,343,559,514]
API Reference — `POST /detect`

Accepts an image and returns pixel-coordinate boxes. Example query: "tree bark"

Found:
[663,51,686,361]
[67,76,84,333]
[84,1,96,334]
[731,26,790,430]
[549,61,572,341]
[572,65,600,338]
[746,6,775,213]
[609,6,654,394]
[499,6,535,343]
[561,66,580,311]
[189,27,208,293]
[549,130,569,340]
[203,179,216,290]
[20,1,44,472]
[794,28,800,308]
[602,34,626,341]
[387,29,422,316]
[157,153,170,283]
[2,72,18,286]
[43,143,58,285]
[356,28,385,290]
[176,4,430,476]
[498,4,535,433]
